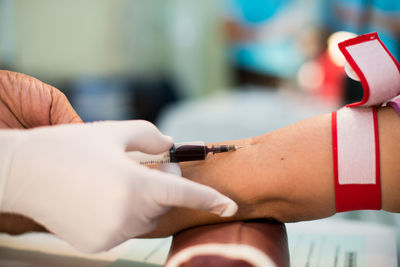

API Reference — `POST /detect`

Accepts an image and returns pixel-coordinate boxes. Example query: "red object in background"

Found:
[317,51,346,106]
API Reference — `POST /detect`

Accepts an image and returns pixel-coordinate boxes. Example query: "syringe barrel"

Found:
[126,141,206,164]
[170,143,207,162]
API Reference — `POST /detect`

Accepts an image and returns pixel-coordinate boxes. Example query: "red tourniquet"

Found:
[333,32,400,212]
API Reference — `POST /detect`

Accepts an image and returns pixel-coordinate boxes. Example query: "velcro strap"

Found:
[338,32,400,107]
[331,32,400,212]
[332,107,381,212]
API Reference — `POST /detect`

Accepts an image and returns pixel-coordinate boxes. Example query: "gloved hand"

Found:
[0,70,83,234]
[0,120,237,253]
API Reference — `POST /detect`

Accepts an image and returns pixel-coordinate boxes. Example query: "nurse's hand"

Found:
[0,70,82,129]
[0,70,82,234]
[0,121,237,253]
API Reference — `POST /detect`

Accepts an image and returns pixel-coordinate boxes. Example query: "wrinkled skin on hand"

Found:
[0,70,82,234]
[0,70,81,129]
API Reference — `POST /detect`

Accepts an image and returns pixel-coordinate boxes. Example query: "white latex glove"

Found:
[0,120,237,253]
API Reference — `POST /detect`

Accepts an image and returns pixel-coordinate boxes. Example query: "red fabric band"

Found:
[332,108,381,212]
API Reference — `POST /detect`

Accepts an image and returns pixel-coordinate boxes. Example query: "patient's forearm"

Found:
[145,107,400,237]
[1,108,399,238]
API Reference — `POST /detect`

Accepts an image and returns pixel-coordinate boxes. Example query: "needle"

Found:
[207,144,250,154]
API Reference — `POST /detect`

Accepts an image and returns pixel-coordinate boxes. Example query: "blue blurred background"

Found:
[1,0,399,125]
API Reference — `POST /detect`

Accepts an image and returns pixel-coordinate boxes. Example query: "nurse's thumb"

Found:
[155,176,238,217]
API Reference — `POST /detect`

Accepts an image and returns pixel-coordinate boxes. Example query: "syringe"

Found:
[127,141,246,165]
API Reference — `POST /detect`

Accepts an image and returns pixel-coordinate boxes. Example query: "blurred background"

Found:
[1,0,400,259]
[1,0,399,130]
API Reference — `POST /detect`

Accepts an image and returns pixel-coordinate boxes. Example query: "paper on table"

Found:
[0,232,171,266]
[286,218,397,267]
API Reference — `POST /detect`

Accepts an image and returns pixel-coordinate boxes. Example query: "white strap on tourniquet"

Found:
[339,32,400,107]
[332,32,400,212]
[336,107,377,185]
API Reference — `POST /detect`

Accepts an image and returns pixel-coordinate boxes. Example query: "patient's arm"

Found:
[1,107,399,237]
[143,107,400,237]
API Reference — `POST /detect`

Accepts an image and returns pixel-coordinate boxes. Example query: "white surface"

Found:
[0,232,171,265]
[0,218,397,266]
[287,218,398,267]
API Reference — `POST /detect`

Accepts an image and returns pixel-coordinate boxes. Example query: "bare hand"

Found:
[0,70,81,129]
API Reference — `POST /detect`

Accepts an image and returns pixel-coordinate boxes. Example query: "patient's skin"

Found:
[143,107,400,237]
[143,113,335,237]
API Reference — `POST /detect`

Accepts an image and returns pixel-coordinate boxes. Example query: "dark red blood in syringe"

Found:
[169,145,207,162]
[169,145,237,162]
